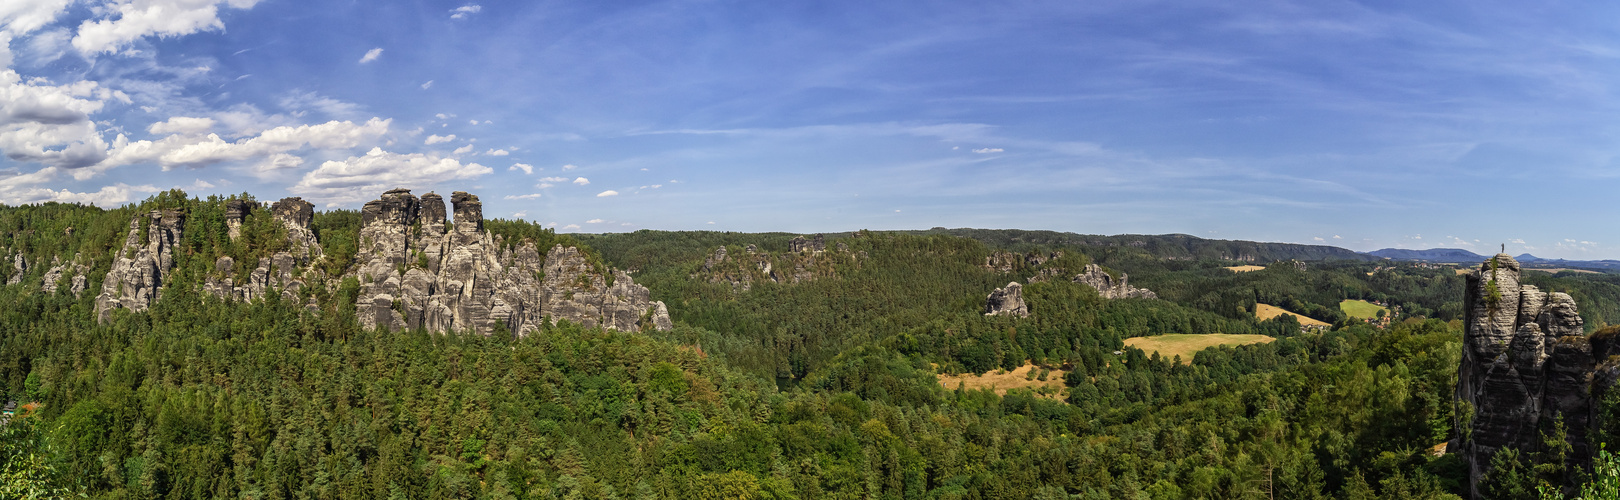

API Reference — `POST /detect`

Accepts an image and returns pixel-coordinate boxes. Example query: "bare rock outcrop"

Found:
[204,197,323,304]
[348,189,671,335]
[225,199,251,240]
[95,210,184,322]
[1457,254,1601,496]
[41,255,88,296]
[6,254,25,285]
[698,237,859,291]
[1073,264,1157,299]
[984,282,1029,317]
[790,234,825,253]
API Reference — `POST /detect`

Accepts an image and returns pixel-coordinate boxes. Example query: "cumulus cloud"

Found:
[562,164,576,170]
[586,218,604,224]
[562,224,579,230]
[106,117,390,171]
[0,182,159,208]
[279,90,361,118]
[424,134,455,145]
[146,116,214,135]
[450,4,481,19]
[508,163,532,174]
[0,69,129,169]
[0,1,72,38]
[484,149,507,156]
[291,147,492,205]
[72,0,263,55]
[596,190,617,197]
[572,177,589,185]
[452,144,474,154]
[971,148,1004,153]
[503,193,540,200]
[359,47,383,64]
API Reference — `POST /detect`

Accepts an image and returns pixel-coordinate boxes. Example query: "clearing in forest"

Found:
[1226,265,1266,273]
[1255,303,1331,327]
[1339,299,1387,319]
[937,363,1066,398]
[1124,334,1275,364]
[1525,268,1602,275]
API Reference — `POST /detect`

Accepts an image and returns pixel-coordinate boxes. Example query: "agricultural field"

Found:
[1340,299,1388,319]
[1225,265,1267,272]
[1123,334,1276,364]
[936,362,1067,398]
[1255,303,1332,327]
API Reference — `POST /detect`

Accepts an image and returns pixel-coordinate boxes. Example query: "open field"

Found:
[937,363,1066,398]
[1124,334,1276,364]
[1455,269,1472,275]
[1255,303,1331,327]
[1526,268,1603,274]
[1226,265,1266,273]
[1340,299,1387,319]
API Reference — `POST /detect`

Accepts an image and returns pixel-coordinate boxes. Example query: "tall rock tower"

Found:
[1457,254,1590,496]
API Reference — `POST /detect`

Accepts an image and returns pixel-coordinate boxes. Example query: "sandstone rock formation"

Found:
[984,282,1029,317]
[790,234,825,253]
[983,250,1062,273]
[41,255,88,296]
[347,189,671,335]
[1457,254,1601,496]
[225,199,251,240]
[1073,264,1157,299]
[96,210,184,322]
[204,197,323,305]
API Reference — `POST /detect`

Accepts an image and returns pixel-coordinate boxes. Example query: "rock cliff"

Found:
[1457,254,1604,495]
[1073,263,1157,299]
[347,189,671,335]
[40,254,88,296]
[698,236,860,291]
[95,209,184,322]
[984,282,1029,317]
[204,197,324,305]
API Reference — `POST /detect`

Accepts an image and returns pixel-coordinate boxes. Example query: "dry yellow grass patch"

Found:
[1226,265,1266,273]
[1255,303,1331,327]
[1455,269,1471,275]
[937,363,1066,398]
[1525,268,1602,275]
[1124,334,1275,363]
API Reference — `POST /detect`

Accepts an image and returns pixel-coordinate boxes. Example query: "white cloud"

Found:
[424,134,456,145]
[468,119,478,125]
[562,224,579,230]
[1313,237,1324,242]
[0,182,159,208]
[359,47,383,64]
[292,147,492,205]
[421,80,434,90]
[504,193,540,200]
[107,117,391,171]
[146,116,214,135]
[650,184,662,189]
[537,176,566,182]
[188,178,214,189]
[596,190,617,197]
[452,144,474,154]
[450,4,481,19]
[253,153,303,172]
[572,177,589,185]
[484,149,508,156]
[971,148,1004,154]
[512,210,526,217]
[280,90,361,118]
[1510,238,1526,244]
[435,113,452,119]
[706,221,715,225]
[508,163,532,174]
[586,218,604,223]
[0,70,127,170]
[0,0,73,38]
[562,164,576,170]
[1333,235,1342,239]
[72,0,263,55]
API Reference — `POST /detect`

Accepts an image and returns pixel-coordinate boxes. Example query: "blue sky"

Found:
[2,1,1618,259]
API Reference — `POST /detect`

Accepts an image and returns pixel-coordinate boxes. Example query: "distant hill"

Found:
[1370,249,1620,273]
[1366,248,1486,263]
[911,228,1376,262]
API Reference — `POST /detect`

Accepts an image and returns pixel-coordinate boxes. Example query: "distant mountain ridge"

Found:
[913,228,1377,262]
[1368,248,1620,272]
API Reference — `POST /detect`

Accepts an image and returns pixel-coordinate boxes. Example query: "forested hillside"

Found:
[2,194,1619,498]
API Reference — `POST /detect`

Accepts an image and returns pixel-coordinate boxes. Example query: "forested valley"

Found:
[4,192,1620,499]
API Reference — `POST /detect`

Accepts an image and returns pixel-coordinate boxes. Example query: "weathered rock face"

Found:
[6,254,25,285]
[790,234,825,253]
[204,197,324,305]
[95,210,184,322]
[984,282,1029,317]
[984,250,1062,273]
[225,199,251,240]
[1073,264,1157,299]
[348,189,671,335]
[41,255,88,297]
[1458,254,1597,496]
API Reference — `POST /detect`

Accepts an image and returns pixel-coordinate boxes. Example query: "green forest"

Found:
[4,193,1620,499]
